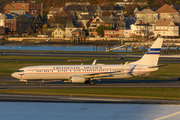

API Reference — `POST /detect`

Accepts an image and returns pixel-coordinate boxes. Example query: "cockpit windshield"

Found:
[16,70,24,72]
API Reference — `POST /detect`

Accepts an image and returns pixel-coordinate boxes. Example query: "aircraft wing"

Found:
[83,62,128,78]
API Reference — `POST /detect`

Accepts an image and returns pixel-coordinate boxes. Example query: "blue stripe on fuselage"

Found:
[146,48,161,54]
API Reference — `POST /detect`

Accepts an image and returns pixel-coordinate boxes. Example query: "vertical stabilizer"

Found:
[129,37,163,66]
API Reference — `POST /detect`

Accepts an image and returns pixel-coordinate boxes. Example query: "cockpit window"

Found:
[17,70,24,72]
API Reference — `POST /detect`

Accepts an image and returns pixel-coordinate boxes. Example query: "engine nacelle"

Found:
[70,75,86,83]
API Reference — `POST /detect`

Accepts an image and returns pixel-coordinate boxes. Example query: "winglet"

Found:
[92,59,97,65]
[120,61,128,72]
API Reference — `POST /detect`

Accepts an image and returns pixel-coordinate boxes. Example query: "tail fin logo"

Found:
[146,48,161,54]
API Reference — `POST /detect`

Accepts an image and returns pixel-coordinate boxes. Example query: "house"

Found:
[101,5,123,16]
[4,14,17,34]
[3,0,46,17]
[135,8,158,24]
[0,13,17,34]
[16,14,43,35]
[134,7,159,16]
[65,20,82,38]
[173,5,180,13]
[155,4,179,20]
[51,27,65,38]
[124,15,136,30]
[0,13,6,27]
[88,16,115,37]
[71,29,85,38]
[154,20,179,37]
[94,6,103,16]
[30,14,44,33]
[113,15,126,30]
[130,20,154,37]
[76,15,94,29]
[104,29,124,38]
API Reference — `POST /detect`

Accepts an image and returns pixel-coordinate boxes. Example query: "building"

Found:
[65,20,82,38]
[71,29,85,38]
[124,15,136,30]
[104,29,124,38]
[16,14,43,35]
[88,16,115,37]
[76,15,94,29]
[0,13,6,27]
[3,1,46,17]
[4,14,17,34]
[135,8,158,24]
[51,26,65,38]
[155,4,179,20]
[154,20,179,37]
[130,20,154,37]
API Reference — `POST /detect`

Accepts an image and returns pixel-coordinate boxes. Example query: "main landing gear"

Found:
[85,78,95,85]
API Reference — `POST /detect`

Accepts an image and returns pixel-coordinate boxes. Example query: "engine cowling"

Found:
[70,75,86,83]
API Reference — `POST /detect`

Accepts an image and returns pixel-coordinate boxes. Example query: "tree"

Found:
[86,17,93,28]
[96,25,112,36]
[78,22,84,28]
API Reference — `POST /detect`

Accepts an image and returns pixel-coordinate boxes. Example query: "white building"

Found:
[0,13,5,27]
[130,20,154,36]
[154,20,179,37]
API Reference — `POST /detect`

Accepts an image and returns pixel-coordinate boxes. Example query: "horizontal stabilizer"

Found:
[149,64,169,68]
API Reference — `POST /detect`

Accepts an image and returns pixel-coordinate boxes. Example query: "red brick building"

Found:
[3,1,46,17]
[4,14,17,34]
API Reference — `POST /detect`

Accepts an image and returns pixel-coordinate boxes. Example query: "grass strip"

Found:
[1,88,180,100]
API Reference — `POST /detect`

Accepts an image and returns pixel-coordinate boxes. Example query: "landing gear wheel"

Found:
[85,81,90,84]
[90,81,95,85]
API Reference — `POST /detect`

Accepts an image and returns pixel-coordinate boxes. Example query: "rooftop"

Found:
[155,4,178,13]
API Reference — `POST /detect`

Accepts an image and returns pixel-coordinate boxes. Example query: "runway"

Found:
[1,76,180,89]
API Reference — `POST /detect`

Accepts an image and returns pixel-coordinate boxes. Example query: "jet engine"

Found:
[70,75,86,83]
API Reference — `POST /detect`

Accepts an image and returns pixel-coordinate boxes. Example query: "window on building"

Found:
[18,23,22,26]
[96,19,100,22]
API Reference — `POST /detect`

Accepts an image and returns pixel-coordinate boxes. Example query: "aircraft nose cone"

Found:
[11,72,18,79]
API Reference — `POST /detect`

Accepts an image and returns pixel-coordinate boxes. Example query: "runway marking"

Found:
[154,111,180,120]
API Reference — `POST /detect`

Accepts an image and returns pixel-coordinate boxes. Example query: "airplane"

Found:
[11,37,164,85]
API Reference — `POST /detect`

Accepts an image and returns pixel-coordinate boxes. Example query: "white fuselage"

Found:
[11,64,158,81]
